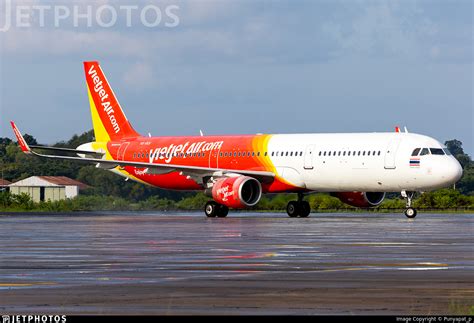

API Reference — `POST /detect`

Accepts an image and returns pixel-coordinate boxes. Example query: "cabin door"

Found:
[384,138,401,169]
[304,145,316,170]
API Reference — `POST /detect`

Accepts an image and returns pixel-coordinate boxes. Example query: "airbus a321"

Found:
[11,61,463,218]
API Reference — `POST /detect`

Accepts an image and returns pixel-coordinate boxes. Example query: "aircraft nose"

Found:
[447,158,463,184]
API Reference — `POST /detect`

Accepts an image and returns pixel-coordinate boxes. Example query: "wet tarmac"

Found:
[0,212,473,315]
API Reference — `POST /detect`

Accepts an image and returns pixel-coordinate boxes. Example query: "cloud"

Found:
[122,61,154,89]
[321,2,439,60]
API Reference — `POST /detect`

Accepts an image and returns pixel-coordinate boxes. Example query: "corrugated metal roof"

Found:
[37,176,89,190]
[0,179,11,186]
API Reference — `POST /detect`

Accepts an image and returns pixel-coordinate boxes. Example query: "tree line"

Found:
[0,131,472,212]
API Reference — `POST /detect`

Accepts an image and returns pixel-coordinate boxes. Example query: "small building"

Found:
[0,179,11,192]
[9,176,89,202]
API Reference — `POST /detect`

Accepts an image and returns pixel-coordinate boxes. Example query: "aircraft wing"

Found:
[29,145,105,158]
[11,122,275,184]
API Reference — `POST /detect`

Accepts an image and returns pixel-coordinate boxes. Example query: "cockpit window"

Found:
[430,148,445,155]
[411,148,421,156]
[443,148,452,156]
[420,148,430,156]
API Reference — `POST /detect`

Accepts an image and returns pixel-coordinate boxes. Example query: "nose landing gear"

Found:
[402,191,417,218]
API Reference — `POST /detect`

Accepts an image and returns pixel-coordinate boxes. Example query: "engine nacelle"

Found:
[332,192,385,208]
[210,176,262,209]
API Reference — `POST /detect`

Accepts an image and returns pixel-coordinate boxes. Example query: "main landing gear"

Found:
[286,193,311,218]
[204,201,229,218]
[402,190,417,218]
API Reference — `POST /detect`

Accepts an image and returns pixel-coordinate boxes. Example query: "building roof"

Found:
[10,176,89,190]
[0,179,11,186]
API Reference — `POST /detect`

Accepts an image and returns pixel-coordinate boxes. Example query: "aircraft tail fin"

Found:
[83,61,140,142]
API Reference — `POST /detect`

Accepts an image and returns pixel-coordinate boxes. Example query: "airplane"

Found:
[10,61,463,218]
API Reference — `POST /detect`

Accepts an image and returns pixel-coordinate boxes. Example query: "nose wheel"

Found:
[401,191,417,218]
[404,207,417,218]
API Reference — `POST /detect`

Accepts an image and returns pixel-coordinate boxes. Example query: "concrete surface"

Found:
[0,212,473,315]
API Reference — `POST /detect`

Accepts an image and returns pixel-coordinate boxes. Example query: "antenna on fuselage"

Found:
[200,130,204,137]
[404,126,409,133]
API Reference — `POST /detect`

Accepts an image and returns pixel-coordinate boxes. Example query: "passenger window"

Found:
[347,151,351,156]
[328,151,331,156]
[323,151,327,156]
[378,151,381,156]
[319,152,322,156]
[300,152,303,156]
[338,151,341,156]
[430,148,445,155]
[411,148,421,156]
[420,148,430,156]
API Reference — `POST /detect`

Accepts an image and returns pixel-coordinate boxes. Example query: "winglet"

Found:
[10,121,32,154]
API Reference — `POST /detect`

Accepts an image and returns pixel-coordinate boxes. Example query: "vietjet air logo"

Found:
[216,185,234,202]
[88,65,120,134]
[149,141,224,164]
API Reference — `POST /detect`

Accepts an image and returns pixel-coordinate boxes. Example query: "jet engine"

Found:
[332,192,385,208]
[210,176,262,209]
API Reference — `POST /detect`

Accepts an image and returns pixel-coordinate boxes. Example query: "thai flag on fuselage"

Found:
[410,158,420,167]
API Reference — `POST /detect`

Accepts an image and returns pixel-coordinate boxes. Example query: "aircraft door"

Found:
[208,147,220,169]
[384,138,401,169]
[304,145,316,170]
[117,142,130,161]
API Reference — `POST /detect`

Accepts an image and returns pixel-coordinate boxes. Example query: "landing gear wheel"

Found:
[205,201,219,218]
[300,201,311,218]
[405,207,417,219]
[216,205,229,218]
[401,191,417,218]
[287,201,300,218]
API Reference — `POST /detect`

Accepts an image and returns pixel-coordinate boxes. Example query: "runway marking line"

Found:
[0,282,56,287]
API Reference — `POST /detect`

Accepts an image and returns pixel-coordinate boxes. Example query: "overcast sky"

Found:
[0,0,472,154]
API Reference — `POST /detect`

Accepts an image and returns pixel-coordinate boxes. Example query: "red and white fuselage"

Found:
[11,61,463,217]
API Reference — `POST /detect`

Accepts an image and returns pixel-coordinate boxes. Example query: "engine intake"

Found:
[332,191,385,208]
[210,176,262,209]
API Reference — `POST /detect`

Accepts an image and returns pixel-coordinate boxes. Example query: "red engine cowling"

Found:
[332,192,385,208]
[211,176,262,209]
